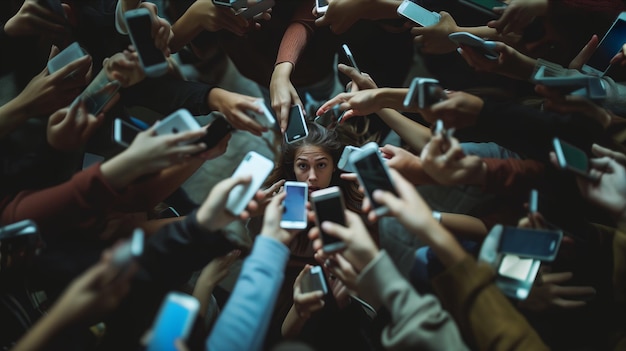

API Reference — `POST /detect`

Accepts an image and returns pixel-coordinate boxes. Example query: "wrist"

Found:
[207,87,225,111]
[273,62,294,79]
[354,248,379,272]
[375,88,401,111]
[100,152,143,190]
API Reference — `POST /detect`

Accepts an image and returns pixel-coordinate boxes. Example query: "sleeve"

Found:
[432,257,549,351]
[274,1,316,67]
[0,164,122,239]
[357,251,469,351]
[482,158,546,196]
[207,235,289,351]
[114,0,128,34]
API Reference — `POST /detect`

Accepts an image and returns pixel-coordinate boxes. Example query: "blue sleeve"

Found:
[206,235,289,351]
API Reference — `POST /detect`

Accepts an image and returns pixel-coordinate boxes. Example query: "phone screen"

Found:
[314,193,345,246]
[283,184,307,223]
[285,106,307,143]
[197,117,233,150]
[498,254,534,281]
[126,14,166,67]
[120,120,141,145]
[353,151,397,210]
[587,17,626,72]
[147,295,197,351]
[422,82,446,107]
[317,0,329,6]
[559,141,589,173]
[499,227,560,259]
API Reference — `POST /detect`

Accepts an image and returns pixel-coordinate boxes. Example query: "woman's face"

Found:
[293,145,335,194]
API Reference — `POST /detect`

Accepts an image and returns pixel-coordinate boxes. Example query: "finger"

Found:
[232,111,266,136]
[53,55,92,81]
[541,271,574,284]
[316,93,349,116]
[168,129,207,145]
[314,14,330,28]
[552,298,587,309]
[552,285,597,297]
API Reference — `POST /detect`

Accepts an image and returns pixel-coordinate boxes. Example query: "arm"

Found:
[358,251,469,351]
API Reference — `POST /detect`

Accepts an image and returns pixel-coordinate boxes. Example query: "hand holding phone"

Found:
[316,0,329,14]
[404,77,447,109]
[300,265,328,294]
[582,12,626,76]
[397,0,440,27]
[146,292,200,351]
[448,32,499,60]
[311,187,347,253]
[124,8,169,78]
[154,109,202,144]
[226,151,274,215]
[285,105,308,144]
[194,116,235,153]
[552,138,598,182]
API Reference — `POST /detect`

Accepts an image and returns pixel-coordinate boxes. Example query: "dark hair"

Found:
[265,122,369,212]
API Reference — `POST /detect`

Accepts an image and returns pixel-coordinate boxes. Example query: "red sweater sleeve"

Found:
[0,164,122,239]
[482,158,545,196]
[275,0,316,67]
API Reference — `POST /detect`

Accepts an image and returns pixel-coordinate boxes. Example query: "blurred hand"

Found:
[309,210,378,272]
[487,0,548,35]
[261,192,299,245]
[419,91,483,128]
[315,0,377,34]
[534,85,612,128]
[139,2,173,57]
[519,270,595,312]
[196,175,257,231]
[103,48,145,88]
[458,41,536,80]
[195,249,241,291]
[186,0,251,35]
[248,179,286,218]
[316,89,384,122]
[208,89,268,136]
[410,12,459,54]
[338,64,377,92]
[610,43,626,66]
[569,35,599,70]
[420,134,486,186]
[292,265,325,318]
[47,96,117,151]
[380,144,431,184]
[4,0,70,39]
[315,252,358,292]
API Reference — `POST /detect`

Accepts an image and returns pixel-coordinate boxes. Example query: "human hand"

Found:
[292,265,325,318]
[207,88,268,136]
[316,89,384,122]
[534,85,612,128]
[519,270,595,312]
[195,175,258,232]
[138,2,173,57]
[457,41,536,80]
[410,12,460,54]
[47,96,117,151]
[488,0,548,35]
[419,91,483,129]
[569,35,599,70]
[315,0,377,34]
[187,0,252,36]
[568,145,626,220]
[610,43,626,66]
[14,47,92,118]
[309,210,378,272]
[195,250,241,291]
[4,0,70,40]
[103,48,144,88]
[261,192,299,245]
[338,64,378,92]
[315,252,358,292]
[420,134,486,186]
[48,246,137,328]
[380,144,432,184]
[270,62,304,133]
[248,179,286,217]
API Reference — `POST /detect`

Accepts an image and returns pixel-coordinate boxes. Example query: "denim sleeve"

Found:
[206,235,289,351]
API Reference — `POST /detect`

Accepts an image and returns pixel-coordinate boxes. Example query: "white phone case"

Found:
[247,99,277,129]
[280,181,308,229]
[226,151,274,215]
[397,0,440,27]
[48,42,86,74]
[154,109,201,144]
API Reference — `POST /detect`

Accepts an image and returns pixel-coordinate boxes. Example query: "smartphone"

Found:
[337,145,362,172]
[349,142,398,216]
[285,105,308,144]
[113,118,142,148]
[146,292,200,351]
[194,116,235,152]
[47,42,86,75]
[528,189,538,215]
[281,181,308,230]
[552,138,597,181]
[583,12,626,76]
[311,186,347,253]
[111,228,144,269]
[341,44,360,73]
[154,109,202,144]
[300,265,328,294]
[316,0,329,14]
[226,151,274,215]
[448,32,499,60]
[397,0,441,27]
[459,0,507,16]
[247,99,277,130]
[236,0,276,19]
[495,254,541,300]
[212,0,237,6]
[0,220,44,272]
[124,8,169,78]
[499,226,563,261]
[78,70,121,116]
[314,104,344,130]
[532,65,606,98]
[403,77,447,109]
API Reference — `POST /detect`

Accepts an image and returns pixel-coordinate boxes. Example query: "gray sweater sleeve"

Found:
[357,251,469,351]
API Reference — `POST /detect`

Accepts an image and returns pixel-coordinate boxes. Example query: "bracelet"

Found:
[432,210,442,223]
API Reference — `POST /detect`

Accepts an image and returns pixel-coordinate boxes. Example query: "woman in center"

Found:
[250,121,379,349]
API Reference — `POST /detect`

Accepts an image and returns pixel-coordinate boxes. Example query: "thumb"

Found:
[315,15,330,28]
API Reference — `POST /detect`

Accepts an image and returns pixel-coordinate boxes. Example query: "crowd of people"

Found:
[1,0,626,350]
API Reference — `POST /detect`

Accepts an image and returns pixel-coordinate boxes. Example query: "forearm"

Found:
[12,308,70,351]
[460,25,520,46]
[192,281,217,319]
[377,108,431,151]
[440,213,488,241]
[281,304,308,338]
[0,98,31,139]
[412,220,469,268]
[170,9,203,53]
[376,88,412,112]
[365,0,405,20]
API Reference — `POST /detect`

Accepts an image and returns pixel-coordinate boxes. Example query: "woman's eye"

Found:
[297,163,307,170]
[317,163,327,169]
